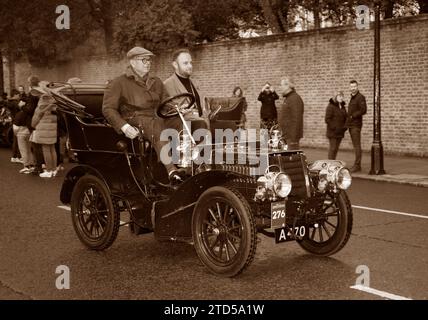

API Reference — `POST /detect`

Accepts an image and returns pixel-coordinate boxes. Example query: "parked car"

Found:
[44,82,353,277]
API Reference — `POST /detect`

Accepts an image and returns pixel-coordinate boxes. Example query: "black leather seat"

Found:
[205,97,246,133]
[65,93,105,122]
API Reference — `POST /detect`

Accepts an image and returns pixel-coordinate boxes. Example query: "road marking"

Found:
[57,205,128,226]
[353,205,428,220]
[350,285,412,300]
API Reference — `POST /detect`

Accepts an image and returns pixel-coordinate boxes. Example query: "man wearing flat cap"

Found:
[102,46,183,182]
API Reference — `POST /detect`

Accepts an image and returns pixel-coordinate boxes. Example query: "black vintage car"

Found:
[45,82,353,277]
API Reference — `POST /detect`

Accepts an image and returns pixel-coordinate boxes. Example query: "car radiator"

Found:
[268,152,312,198]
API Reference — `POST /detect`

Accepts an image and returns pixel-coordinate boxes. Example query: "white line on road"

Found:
[350,285,412,300]
[57,205,128,226]
[353,205,428,220]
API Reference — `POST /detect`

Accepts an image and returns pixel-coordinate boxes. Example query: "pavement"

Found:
[304,147,428,188]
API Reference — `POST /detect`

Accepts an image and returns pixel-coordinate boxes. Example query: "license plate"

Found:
[274,225,307,243]
[271,201,286,229]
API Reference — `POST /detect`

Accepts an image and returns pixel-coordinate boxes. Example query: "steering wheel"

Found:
[157,92,195,119]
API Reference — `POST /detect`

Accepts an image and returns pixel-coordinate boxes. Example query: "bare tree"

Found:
[86,0,114,52]
[259,0,291,33]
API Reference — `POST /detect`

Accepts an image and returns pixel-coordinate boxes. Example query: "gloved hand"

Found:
[121,123,139,139]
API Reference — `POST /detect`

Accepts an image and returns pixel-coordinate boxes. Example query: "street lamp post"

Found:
[369,1,386,175]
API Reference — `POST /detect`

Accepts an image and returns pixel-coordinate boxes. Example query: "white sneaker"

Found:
[16,158,23,163]
[53,165,64,176]
[19,166,32,174]
[11,157,16,163]
[39,170,54,178]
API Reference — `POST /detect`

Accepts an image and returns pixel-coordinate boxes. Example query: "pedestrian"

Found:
[258,82,279,131]
[325,91,347,160]
[17,85,27,101]
[232,86,247,129]
[278,77,304,150]
[13,76,41,174]
[31,82,58,178]
[54,111,67,174]
[346,80,367,172]
[4,91,22,163]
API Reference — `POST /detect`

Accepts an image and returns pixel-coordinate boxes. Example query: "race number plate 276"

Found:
[271,201,286,229]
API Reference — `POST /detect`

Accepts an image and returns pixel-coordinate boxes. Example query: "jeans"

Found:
[349,127,362,167]
[16,128,34,167]
[42,144,57,171]
[12,133,21,158]
[328,137,342,160]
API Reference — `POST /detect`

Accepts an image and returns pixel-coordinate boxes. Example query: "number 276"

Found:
[272,210,285,219]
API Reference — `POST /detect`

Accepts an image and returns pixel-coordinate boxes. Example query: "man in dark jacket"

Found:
[102,46,184,182]
[278,77,304,150]
[13,76,41,173]
[346,80,367,172]
[5,90,22,162]
[325,92,347,160]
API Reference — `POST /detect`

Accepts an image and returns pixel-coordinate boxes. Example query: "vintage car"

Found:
[45,82,353,277]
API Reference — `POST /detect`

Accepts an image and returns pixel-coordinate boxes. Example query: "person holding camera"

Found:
[258,82,279,131]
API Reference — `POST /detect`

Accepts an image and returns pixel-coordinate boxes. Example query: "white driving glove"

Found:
[121,123,139,139]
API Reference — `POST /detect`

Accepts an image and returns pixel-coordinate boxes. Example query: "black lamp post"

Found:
[369,0,386,175]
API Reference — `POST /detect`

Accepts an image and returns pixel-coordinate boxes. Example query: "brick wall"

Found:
[9,14,428,156]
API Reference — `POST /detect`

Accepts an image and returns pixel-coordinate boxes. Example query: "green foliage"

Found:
[112,0,199,56]
[183,0,265,41]
[0,0,95,67]
[0,0,424,66]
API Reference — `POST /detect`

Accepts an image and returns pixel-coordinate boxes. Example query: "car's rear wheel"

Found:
[71,175,120,250]
[298,190,352,256]
[192,185,257,277]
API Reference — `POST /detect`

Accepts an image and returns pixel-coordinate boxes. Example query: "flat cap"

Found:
[126,46,155,60]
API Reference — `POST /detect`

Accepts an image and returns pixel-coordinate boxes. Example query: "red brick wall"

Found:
[11,14,428,156]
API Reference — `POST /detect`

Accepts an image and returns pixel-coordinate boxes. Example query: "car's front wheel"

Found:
[192,185,257,277]
[71,175,120,250]
[298,190,353,256]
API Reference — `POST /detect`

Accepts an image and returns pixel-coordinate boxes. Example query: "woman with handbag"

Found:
[325,91,348,160]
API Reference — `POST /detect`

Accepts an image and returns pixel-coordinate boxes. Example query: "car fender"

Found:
[60,164,134,204]
[154,170,256,241]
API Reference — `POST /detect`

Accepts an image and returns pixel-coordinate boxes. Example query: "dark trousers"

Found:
[130,116,179,172]
[328,137,342,160]
[31,142,44,170]
[349,127,362,167]
[55,138,63,165]
[12,133,21,158]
